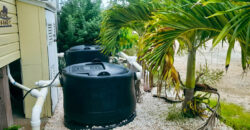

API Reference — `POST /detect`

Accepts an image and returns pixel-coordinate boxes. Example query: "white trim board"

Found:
[18,0,56,12]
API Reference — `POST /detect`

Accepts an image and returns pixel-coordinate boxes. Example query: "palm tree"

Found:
[140,0,249,114]
[99,0,249,115]
[99,0,160,54]
[99,0,174,92]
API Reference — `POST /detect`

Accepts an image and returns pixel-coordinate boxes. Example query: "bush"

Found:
[57,0,102,52]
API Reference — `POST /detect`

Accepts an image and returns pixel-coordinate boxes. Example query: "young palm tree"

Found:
[141,0,249,114]
[99,0,249,116]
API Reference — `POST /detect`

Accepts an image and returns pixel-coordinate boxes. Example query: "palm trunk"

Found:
[182,49,196,112]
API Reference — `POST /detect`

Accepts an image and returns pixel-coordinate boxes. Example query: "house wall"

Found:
[0,0,20,68]
[16,1,52,118]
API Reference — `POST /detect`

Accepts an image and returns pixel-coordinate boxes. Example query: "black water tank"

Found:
[65,45,109,66]
[61,62,136,129]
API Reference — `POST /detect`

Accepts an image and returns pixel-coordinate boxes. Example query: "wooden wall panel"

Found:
[0,0,15,5]
[8,14,18,24]
[0,0,20,68]
[0,1,16,14]
[0,33,19,46]
[0,42,19,57]
[0,24,18,35]
[0,51,20,68]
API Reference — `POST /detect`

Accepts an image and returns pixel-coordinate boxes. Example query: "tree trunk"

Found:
[182,49,196,112]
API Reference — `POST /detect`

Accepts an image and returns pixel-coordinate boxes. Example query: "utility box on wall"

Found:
[46,9,59,112]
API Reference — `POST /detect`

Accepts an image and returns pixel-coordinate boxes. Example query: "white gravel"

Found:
[44,88,231,130]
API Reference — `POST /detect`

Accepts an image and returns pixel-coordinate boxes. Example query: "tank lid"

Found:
[67,45,102,52]
[63,62,129,76]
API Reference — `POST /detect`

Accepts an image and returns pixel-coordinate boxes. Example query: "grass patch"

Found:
[3,125,21,130]
[166,105,185,121]
[210,100,250,130]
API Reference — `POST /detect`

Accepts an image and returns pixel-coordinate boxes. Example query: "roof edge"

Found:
[18,0,56,12]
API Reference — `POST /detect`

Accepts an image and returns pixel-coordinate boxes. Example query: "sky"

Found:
[59,0,110,8]
[101,0,110,8]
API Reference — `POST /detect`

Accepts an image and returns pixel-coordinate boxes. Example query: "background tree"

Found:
[57,0,102,52]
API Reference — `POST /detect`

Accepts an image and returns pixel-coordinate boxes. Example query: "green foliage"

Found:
[202,0,250,70]
[3,125,21,130]
[167,105,185,121]
[113,27,139,53]
[99,0,161,54]
[196,63,224,85]
[210,100,250,130]
[124,44,138,56]
[57,0,102,52]
[183,93,211,118]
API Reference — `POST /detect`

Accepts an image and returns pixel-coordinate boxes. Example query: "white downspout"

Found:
[7,65,60,130]
[30,87,48,130]
[30,79,61,130]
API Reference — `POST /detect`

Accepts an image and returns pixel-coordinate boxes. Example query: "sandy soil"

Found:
[45,42,249,129]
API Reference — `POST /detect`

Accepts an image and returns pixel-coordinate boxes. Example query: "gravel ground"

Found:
[44,88,231,130]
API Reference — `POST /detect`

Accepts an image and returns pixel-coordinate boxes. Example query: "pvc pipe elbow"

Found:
[7,65,31,91]
[35,78,61,87]
[30,89,42,98]
[58,53,64,58]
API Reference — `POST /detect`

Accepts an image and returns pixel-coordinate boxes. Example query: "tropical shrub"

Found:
[57,0,102,52]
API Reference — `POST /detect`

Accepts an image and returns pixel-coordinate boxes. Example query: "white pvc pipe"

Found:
[57,52,64,58]
[136,72,141,79]
[7,66,31,91]
[30,88,48,130]
[132,62,142,72]
[118,52,143,80]
[35,78,61,87]
[119,52,130,60]
[7,65,50,130]
[118,52,142,71]
[7,66,41,98]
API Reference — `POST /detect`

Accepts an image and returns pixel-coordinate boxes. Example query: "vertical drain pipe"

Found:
[7,65,60,130]
[30,88,48,130]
